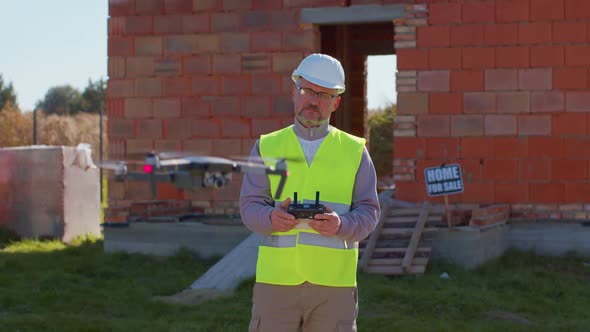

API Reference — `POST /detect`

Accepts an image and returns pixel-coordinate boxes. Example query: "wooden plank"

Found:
[379,239,432,247]
[402,202,431,272]
[380,227,438,237]
[368,247,432,254]
[372,239,413,249]
[374,238,432,247]
[359,200,390,272]
[358,202,443,276]
[367,257,429,266]
[383,215,442,224]
[364,265,426,275]
[387,206,444,216]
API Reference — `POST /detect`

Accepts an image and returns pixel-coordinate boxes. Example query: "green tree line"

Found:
[0,74,105,115]
[0,74,107,157]
[0,75,18,111]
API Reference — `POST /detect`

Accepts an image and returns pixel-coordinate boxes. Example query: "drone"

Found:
[100,152,289,199]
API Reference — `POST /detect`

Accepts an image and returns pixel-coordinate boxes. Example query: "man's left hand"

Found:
[308,206,341,237]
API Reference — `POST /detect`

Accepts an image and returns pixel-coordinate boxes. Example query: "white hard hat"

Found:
[291,53,346,95]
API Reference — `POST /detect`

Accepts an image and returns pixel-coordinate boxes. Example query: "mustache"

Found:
[299,104,320,112]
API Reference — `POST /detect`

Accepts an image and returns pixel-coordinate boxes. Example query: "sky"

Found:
[0,1,396,112]
[367,55,397,110]
[0,1,108,112]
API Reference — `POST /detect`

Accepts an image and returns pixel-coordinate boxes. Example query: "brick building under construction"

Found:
[107,0,590,221]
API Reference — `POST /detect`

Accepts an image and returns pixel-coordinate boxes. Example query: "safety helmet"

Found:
[291,53,346,95]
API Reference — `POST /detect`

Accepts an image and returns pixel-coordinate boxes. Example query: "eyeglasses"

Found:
[296,86,337,101]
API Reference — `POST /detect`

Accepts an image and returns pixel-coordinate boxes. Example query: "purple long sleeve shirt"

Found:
[239,119,381,243]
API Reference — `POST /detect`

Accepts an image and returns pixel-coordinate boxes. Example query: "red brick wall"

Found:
[106,0,358,213]
[108,0,589,220]
[394,0,590,220]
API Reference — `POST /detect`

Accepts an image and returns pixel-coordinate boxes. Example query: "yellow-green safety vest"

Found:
[258,126,365,287]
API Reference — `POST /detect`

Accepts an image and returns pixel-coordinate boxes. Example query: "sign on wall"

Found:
[424,164,463,197]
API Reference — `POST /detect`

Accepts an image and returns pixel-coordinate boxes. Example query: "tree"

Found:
[0,74,18,111]
[37,85,83,115]
[36,79,106,115]
[80,78,106,114]
[368,103,396,179]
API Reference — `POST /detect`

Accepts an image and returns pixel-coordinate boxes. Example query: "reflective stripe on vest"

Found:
[258,126,365,287]
[298,232,358,250]
[261,232,357,250]
[262,235,297,248]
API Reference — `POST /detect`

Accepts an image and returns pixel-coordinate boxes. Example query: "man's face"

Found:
[292,78,341,128]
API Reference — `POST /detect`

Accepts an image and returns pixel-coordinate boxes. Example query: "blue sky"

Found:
[367,55,397,110]
[0,1,108,112]
[0,1,396,112]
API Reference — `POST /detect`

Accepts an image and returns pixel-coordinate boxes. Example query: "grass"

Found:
[1,234,589,332]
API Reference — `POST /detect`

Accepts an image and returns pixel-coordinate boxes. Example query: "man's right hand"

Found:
[270,197,299,232]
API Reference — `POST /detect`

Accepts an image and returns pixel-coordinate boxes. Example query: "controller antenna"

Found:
[315,191,320,206]
[293,192,298,204]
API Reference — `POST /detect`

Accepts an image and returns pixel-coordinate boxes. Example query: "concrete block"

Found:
[0,145,101,242]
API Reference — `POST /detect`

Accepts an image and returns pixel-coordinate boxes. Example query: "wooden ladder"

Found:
[359,201,443,275]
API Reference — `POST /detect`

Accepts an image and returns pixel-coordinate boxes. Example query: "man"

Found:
[240,53,381,332]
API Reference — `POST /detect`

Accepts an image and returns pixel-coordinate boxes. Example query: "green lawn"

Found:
[0,233,589,332]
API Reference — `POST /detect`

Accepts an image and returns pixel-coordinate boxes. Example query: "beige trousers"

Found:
[249,282,358,332]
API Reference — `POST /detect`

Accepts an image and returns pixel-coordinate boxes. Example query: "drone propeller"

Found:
[126,150,202,161]
[230,155,304,164]
[98,160,130,182]
[98,160,126,171]
[233,158,289,200]
[98,160,145,169]
[157,151,194,159]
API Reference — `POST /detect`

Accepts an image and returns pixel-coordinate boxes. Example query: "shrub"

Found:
[0,109,107,160]
[0,226,21,248]
[0,104,33,146]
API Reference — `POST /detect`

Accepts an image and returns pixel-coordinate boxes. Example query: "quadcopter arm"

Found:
[272,160,288,200]
[235,162,288,200]
[264,160,288,200]
[271,169,287,200]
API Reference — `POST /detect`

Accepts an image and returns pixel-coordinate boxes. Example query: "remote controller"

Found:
[287,191,326,219]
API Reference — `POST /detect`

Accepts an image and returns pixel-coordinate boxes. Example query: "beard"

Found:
[295,104,328,127]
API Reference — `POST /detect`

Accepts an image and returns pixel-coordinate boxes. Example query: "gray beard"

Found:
[295,112,329,128]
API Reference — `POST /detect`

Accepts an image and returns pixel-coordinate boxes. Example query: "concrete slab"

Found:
[103,221,251,258]
[431,221,590,269]
[507,222,590,256]
[152,233,261,305]
[104,219,590,273]
[190,233,260,290]
[431,224,509,270]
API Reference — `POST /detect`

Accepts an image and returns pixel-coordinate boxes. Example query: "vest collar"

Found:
[293,117,331,141]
